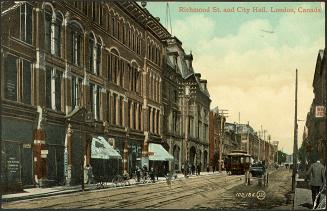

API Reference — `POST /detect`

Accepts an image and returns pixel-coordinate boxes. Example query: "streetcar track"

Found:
[4,174,243,209]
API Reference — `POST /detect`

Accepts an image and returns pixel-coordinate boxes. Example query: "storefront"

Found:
[90,136,122,181]
[128,140,142,174]
[148,143,174,176]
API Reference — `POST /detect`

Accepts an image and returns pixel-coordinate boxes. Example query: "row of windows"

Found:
[107,51,141,93]
[16,3,162,70]
[3,53,152,134]
[72,1,145,56]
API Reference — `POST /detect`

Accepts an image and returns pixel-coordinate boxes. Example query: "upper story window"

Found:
[99,4,103,26]
[96,38,102,76]
[88,33,95,72]
[108,49,119,84]
[44,6,52,52]
[20,3,33,44]
[4,54,32,105]
[88,33,102,75]
[45,66,64,111]
[53,13,63,57]
[70,23,83,66]
[91,1,96,22]
[71,75,83,110]
[89,83,101,120]
[44,6,63,57]
[82,1,88,15]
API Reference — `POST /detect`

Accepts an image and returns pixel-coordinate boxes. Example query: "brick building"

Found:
[304,49,326,165]
[208,107,226,170]
[1,1,172,188]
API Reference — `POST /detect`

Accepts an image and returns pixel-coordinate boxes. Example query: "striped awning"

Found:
[91,136,121,159]
[148,143,174,161]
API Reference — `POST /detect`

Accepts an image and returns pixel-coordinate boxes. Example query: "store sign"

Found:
[41,150,48,155]
[315,106,326,118]
[23,144,31,149]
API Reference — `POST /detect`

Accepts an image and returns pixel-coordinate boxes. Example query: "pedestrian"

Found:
[181,164,184,175]
[86,164,94,184]
[136,166,141,182]
[305,157,326,208]
[197,164,201,175]
[149,167,155,183]
[191,164,195,175]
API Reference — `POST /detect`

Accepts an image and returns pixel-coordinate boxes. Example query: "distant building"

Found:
[209,107,226,170]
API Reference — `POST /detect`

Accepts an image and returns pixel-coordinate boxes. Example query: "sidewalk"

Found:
[2,171,222,203]
[293,175,312,210]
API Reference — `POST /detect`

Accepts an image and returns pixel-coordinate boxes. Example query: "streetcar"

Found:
[224,150,252,175]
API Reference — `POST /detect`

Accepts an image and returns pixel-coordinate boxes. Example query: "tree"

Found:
[274,150,287,164]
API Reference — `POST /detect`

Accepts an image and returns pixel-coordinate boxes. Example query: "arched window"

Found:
[96,37,102,75]
[112,17,116,36]
[122,25,126,44]
[20,3,33,44]
[131,31,135,51]
[128,28,131,48]
[109,49,119,84]
[44,5,52,52]
[53,12,63,57]
[91,1,96,22]
[88,33,95,72]
[99,4,103,25]
[70,22,83,66]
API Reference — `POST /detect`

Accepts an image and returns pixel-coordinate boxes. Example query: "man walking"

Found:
[306,157,326,208]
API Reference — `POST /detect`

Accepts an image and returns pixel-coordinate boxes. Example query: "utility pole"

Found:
[263,129,267,162]
[292,69,298,192]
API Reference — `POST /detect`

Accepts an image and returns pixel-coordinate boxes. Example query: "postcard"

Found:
[0,1,326,210]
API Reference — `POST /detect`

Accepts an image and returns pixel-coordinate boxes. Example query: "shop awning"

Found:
[91,136,122,159]
[148,143,174,161]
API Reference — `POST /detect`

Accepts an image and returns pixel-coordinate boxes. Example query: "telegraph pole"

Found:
[292,69,298,192]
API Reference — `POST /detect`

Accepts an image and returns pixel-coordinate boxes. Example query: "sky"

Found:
[145,1,325,154]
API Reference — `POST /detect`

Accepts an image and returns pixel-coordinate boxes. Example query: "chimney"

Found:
[200,79,207,90]
[185,52,193,69]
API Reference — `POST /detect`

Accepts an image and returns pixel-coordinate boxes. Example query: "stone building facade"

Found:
[208,107,226,170]
[163,37,211,172]
[1,1,171,188]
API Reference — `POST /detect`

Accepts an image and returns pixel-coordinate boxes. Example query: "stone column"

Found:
[154,108,157,134]
[65,123,73,186]
[149,107,153,132]
[115,94,119,125]
[136,103,139,130]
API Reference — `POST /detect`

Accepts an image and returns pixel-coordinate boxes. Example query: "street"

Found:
[2,168,292,209]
